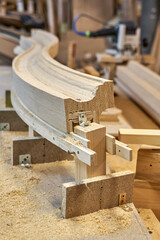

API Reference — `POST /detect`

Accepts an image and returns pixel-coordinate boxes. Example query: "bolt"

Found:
[68,151,75,155]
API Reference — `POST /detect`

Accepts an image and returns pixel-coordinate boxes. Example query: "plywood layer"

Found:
[12,30,114,133]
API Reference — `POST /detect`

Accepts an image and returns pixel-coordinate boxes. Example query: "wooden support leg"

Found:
[62,170,135,218]
[28,126,34,137]
[11,137,73,165]
[74,123,106,181]
[75,158,87,184]
[0,109,28,131]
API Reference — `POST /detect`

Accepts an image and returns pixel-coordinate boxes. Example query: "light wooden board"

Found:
[106,134,132,161]
[116,61,160,125]
[119,129,160,145]
[114,85,159,130]
[12,29,114,133]
[62,170,134,218]
[11,136,73,165]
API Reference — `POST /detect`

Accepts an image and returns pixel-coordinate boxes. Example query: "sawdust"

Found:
[138,208,160,239]
[65,136,83,146]
[0,131,132,240]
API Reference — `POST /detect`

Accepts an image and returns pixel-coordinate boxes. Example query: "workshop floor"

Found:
[0,131,152,240]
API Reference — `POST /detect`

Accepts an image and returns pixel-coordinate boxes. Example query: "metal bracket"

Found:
[119,193,126,205]
[19,154,31,167]
[78,113,90,127]
[0,123,10,131]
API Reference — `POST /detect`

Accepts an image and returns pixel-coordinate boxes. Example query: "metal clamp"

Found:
[78,113,90,127]
[0,123,10,131]
[19,154,31,168]
[118,193,126,205]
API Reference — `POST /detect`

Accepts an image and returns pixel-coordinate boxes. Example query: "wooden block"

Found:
[133,179,160,221]
[136,149,160,182]
[100,108,122,121]
[62,170,134,218]
[0,109,28,131]
[119,129,160,145]
[106,133,116,154]
[105,134,132,161]
[11,137,73,165]
[115,140,132,161]
[74,123,106,179]
[84,66,100,77]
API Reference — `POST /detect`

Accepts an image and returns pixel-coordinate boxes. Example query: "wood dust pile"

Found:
[0,131,132,240]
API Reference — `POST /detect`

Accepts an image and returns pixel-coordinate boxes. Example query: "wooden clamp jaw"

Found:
[73,122,106,183]
[106,133,132,161]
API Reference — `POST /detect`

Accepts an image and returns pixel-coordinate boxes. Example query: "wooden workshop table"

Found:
[0,70,160,239]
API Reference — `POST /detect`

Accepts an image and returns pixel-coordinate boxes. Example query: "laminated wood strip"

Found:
[12,29,114,133]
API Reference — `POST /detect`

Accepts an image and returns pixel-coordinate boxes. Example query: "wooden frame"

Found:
[11,30,137,220]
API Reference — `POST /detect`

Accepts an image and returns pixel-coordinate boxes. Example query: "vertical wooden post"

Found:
[74,123,106,182]
[29,126,34,137]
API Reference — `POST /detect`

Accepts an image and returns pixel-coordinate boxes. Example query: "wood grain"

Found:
[116,61,160,125]
[12,29,114,133]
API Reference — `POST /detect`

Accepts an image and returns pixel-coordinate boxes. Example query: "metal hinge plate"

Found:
[0,123,10,131]
[19,154,31,167]
[79,113,90,127]
[119,193,126,205]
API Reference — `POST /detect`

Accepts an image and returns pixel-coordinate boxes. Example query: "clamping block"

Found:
[0,109,28,131]
[11,136,73,165]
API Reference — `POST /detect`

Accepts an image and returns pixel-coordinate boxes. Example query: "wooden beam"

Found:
[11,136,73,165]
[119,129,160,145]
[62,170,134,218]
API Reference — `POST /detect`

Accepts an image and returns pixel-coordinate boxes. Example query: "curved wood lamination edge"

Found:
[12,30,114,132]
[11,90,96,166]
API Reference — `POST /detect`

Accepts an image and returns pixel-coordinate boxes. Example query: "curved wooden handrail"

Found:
[12,30,114,133]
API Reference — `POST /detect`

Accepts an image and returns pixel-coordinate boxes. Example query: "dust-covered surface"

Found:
[138,208,160,240]
[0,131,150,240]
